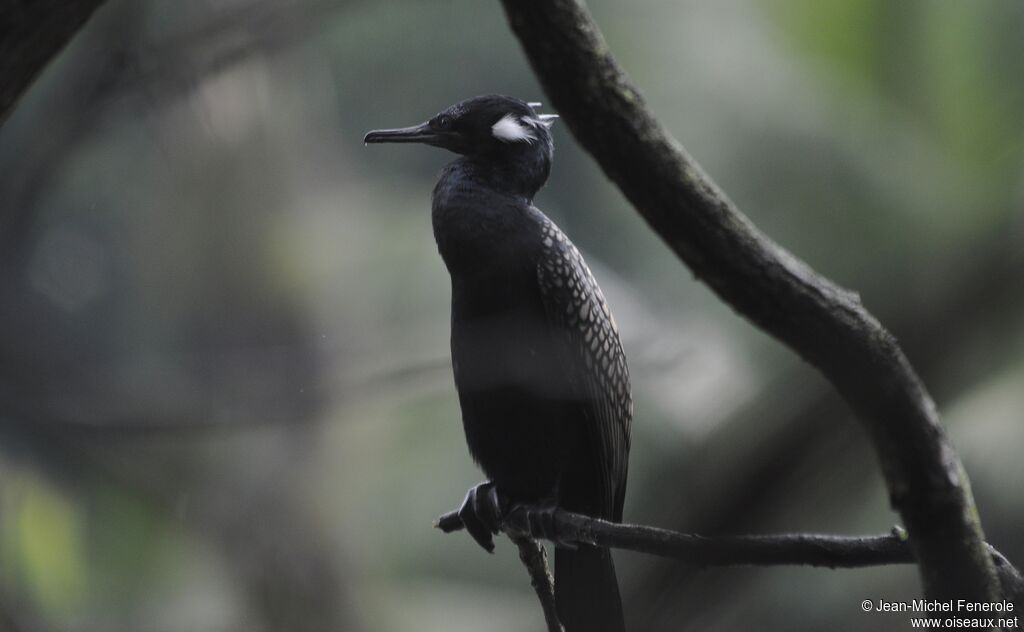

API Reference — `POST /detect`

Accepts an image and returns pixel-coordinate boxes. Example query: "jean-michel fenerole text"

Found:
[874,600,1015,613]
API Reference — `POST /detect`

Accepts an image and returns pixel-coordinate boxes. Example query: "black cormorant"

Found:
[365,95,631,632]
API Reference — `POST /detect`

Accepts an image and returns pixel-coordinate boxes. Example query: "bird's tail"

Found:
[555,545,625,632]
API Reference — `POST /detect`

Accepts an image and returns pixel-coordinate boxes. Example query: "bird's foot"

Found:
[520,501,578,550]
[456,481,509,553]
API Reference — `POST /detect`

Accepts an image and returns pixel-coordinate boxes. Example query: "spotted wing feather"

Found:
[536,216,632,520]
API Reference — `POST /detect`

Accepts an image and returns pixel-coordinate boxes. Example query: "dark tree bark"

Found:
[0,0,109,125]
[631,217,1024,623]
[438,505,1023,602]
[497,0,999,603]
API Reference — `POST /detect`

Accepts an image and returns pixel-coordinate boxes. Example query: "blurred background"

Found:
[1,0,1022,630]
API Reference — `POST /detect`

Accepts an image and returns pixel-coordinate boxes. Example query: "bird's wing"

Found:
[535,215,632,520]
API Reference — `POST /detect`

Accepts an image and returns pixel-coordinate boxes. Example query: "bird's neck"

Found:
[431,153,549,277]
[459,144,552,201]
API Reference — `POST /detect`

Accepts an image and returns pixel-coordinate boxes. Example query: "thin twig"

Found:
[511,536,564,632]
[436,503,1023,605]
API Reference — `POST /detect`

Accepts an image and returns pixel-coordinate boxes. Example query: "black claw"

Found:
[459,486,495,553]
[486,485,508,525]
[457,482,512,553]
[470,485,499,535]
[475,483,509,534]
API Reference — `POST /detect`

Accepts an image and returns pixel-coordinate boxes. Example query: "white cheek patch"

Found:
[491,114,537,144]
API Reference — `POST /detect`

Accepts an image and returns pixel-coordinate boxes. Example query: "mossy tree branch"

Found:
[497,0,999,602]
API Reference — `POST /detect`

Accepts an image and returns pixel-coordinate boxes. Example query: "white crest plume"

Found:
[492,113,538,144]
[536,113,559,128]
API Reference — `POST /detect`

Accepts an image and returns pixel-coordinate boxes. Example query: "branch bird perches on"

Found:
[495,0,1000,603]
[436,504,1023,632]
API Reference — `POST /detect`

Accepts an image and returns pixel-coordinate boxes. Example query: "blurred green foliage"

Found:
[8,477,83,611]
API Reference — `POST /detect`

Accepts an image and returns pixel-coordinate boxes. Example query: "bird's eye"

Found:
[436,115,451,128]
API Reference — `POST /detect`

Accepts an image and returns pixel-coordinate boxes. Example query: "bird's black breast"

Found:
[434,179,573,499]
[432,161,631,517]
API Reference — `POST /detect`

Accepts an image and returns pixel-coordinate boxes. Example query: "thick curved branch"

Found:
[497,0,998,601]
[436,505,1023,605]
[0,0,109,125]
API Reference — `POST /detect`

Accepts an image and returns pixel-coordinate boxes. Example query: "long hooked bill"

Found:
[363,121,438,144]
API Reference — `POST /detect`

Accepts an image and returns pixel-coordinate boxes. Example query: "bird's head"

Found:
[364,95,558,160]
